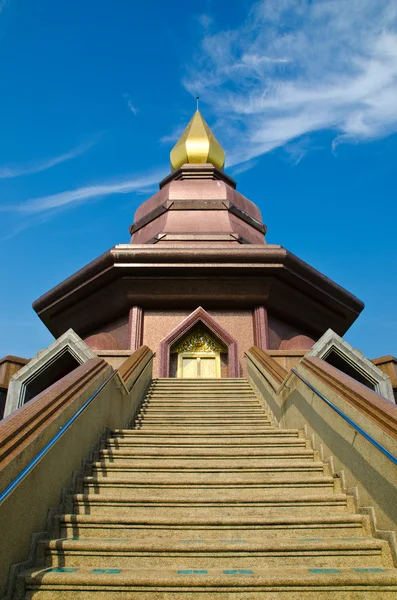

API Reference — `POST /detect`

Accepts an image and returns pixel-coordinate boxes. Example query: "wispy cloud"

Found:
[229,158,259,176]
[159,123,185,144]
[184,0,397,166]
[0,0,8,14]
[0,140,96,179]
[1,170,165,216]
[197,13,213,30]
[123,93,138,116]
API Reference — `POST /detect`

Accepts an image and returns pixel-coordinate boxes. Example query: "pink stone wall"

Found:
[84,332,119,351]
[143,309,254,377]
[268,314,315,351]
[130,177,266,245]
[88,314,130,350]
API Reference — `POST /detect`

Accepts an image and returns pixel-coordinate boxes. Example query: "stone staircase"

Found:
[16,378,397,598]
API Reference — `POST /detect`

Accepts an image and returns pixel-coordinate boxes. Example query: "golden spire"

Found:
[170,110,225,171]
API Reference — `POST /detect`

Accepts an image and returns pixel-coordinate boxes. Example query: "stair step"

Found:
[72,493,355,519]
[112,429,295,436]
[137,419,272,423]
[21,566,397,599]
[83,477,337,495]
[42,538,391,570]
[111,431,300,440]
[110,437,301,445]
[18,377,395,598]
[99,446,314,468]
[146,396,257,401]
[91,460,328,474]
[147,393,257,398]
[139,418,269,423]
[74,489,346,503]
[107,441,304,447]
[106,442,306,450]
[145,401,261,405]
[92,460,321,473]
[140,408,266,414]
[135,426,275,432]
[83,473,333,486]
[59,513,370,539]
[152,379,249,384]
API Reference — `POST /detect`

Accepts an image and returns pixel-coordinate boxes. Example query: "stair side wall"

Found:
[246,347,397,536]
[0,348,153,599]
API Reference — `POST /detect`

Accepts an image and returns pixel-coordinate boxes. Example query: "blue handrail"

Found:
[0,370,117,504]
[292,368,397,466]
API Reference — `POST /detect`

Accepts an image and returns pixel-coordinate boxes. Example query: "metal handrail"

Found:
[0,370,117,504]
[292,368,397,466]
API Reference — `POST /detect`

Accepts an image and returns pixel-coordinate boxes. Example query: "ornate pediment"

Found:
[172,328,224,354]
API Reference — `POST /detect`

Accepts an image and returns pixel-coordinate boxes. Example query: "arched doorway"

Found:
[171,325,226,379]
[158,307,239,378]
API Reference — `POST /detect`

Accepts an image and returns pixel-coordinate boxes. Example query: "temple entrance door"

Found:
[179,353,220,378]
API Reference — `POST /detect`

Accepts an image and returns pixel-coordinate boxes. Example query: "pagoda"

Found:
[2,110,397,600]
[32,109,364,378]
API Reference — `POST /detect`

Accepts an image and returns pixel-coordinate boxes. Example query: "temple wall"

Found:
[87,315,129,349]
[143,309,254,377]
[268,313,316,351]
[85,309,318,375]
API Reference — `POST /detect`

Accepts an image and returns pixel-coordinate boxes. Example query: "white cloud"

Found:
[229,158,259,176]
[0,0,8,14]
[184,0,397,166]
[159,123,185,144]
[1,170,165,216]
[124,93,138,116]
[0,140,95,179]
[197,13,213,30]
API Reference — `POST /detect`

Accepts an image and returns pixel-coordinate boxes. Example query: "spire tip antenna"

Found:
[196,96,200,111]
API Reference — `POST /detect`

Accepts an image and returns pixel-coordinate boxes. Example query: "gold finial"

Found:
[170,108,225,171]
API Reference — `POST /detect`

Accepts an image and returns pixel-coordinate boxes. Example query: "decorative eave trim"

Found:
[128,199,267,236]
[159,164,237,189]
[33,245,363,314]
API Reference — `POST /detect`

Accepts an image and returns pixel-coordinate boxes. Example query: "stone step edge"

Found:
[82,477,336,486]
[72,493,349,504]
[59,513,367,525]
[91,465,326,473]
[21,566,397,589]
[42,538,386,552]
[111,430,298,435]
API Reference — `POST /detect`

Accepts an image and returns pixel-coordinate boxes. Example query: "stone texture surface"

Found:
[268,314,316,351]
[87,314,130,350]
[130,167,266,246]
[306,328,394,402]
[143,308,252,377]
[0,348,153,599]
[268,350,306,372]
[247,346,397,534]
[4,329,96,417]
[157,307,239,378]
[84,332,119,351]
[253,306,269,350]
[95,350,133,370]
[13,378,397,598]
[0,355,29,419]
[128,306,143,351]
[372,356,397,401]
[32,245,364,342]
[0,355,29,389]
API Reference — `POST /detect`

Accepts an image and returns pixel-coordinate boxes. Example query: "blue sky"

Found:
[0,0,396,360]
